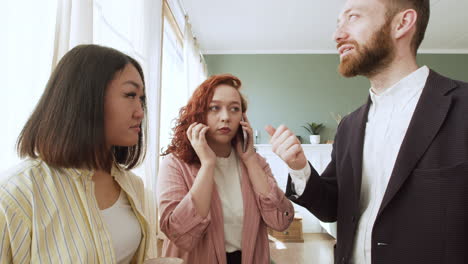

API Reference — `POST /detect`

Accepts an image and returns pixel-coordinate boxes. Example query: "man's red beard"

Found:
[338,21,395,78]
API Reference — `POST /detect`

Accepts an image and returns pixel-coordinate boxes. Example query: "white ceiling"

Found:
[180,0,468,54]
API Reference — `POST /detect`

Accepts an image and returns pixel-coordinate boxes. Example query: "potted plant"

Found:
[302,122,324,144]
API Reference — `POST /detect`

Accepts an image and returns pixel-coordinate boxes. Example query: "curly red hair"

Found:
[162,74,248,165]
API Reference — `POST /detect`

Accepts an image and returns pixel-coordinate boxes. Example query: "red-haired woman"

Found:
[157,74,294,264]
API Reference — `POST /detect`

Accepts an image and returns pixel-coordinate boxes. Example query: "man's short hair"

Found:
[385,0,430,54]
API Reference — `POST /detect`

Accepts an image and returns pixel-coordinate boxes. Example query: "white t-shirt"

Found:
[101,191,142,264]
[214,149,244,253]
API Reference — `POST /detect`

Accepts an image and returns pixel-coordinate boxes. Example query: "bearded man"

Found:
[266,0,468,263]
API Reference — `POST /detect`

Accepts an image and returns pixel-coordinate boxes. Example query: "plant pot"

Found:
[309,135,320,144]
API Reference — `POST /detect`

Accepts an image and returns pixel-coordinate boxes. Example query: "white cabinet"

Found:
[255,144,337,237]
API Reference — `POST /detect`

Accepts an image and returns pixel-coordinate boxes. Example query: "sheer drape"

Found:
[2,0,58,175]
[184,18,208,95]
[52,0,93,67]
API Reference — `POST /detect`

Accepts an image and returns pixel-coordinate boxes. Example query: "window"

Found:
[159,1,188,154]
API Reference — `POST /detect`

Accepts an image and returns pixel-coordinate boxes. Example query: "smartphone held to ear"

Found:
[242,128,248,152]
[239,117,248,153]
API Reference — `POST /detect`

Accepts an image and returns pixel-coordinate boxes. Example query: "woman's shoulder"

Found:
[0,159,49,217]
[160,153,178,164]
[159,154,200,182]
[160,153,192,169]
[1,159,49,188]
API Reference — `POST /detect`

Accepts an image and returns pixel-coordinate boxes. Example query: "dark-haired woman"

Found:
[157,74,294,264]
[0,44,156,263]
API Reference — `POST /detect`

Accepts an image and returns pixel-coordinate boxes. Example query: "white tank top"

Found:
[101,191,142,264]
[214,150,244,252]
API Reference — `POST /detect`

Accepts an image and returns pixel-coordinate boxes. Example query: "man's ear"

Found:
[393,9,418,40]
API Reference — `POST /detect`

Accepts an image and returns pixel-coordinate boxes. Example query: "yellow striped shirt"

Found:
[0,159,157,263]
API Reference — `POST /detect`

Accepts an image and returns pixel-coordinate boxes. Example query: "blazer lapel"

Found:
[211,185,227,263]
[239,157,260,264]
[378,70,456,215]
[350,98,371,205]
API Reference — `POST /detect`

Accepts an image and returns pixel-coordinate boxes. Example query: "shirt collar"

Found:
[369,66,429,104]
[67,167,93,180]
[67,163,125,181]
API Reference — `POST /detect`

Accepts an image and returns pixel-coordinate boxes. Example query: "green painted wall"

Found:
[205,54,468,144]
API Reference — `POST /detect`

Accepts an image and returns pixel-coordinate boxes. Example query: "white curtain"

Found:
[2,0,58,175]
[52,0,93,67]
[183,18,208,95]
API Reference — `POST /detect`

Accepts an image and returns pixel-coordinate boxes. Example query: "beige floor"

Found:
[157,233,336,263]
[269,233,336,264]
